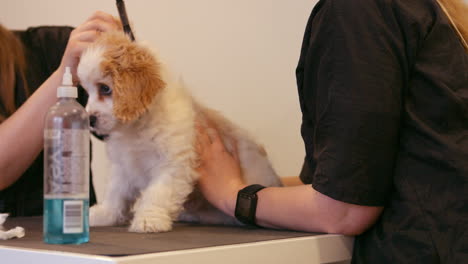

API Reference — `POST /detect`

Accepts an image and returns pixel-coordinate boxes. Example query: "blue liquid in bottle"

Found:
[43,198,89,244]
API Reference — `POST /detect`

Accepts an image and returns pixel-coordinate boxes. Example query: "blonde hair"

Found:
[0,24,28,123]
[437,0,468,51]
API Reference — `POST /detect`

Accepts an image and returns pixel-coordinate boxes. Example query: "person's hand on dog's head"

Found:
[60,11,122,82]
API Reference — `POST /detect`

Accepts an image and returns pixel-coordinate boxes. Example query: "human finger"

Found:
[63,40,90,60]
[195,123,212,159]
[198,124,212,146]
[69,30,100,44]
[229,137,240,163]
[208,126,227,153]
[75,19,120,35]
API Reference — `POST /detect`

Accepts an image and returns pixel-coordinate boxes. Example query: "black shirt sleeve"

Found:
[297,0,413,206]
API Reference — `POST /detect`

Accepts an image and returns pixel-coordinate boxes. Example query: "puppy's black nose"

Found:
[89,115,97,128]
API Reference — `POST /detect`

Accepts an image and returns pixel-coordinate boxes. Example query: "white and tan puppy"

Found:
[77,31,282,233]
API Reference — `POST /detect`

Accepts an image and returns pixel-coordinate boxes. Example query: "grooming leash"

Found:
[116,0,135,41]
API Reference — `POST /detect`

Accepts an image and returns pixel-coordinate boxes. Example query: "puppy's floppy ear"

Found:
[100,32,166,122]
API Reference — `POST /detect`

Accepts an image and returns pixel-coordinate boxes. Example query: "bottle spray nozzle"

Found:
[57,66,78,98]
[62,67,73,86]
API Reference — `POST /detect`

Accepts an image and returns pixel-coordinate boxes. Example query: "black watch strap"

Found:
[235,184,266,226]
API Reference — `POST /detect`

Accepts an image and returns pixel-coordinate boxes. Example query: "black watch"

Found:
[235,184,266,226]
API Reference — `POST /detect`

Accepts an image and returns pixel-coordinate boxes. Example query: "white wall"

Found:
[0,0,316,201]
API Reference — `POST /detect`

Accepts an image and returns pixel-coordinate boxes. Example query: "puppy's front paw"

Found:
[89,205,117,227]
[129,209,173,233]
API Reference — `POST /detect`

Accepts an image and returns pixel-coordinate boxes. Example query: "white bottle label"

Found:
[63,200,84,233]
[44,129,89,195]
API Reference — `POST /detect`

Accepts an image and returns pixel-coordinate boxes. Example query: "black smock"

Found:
[297,0,467,263]
[0,26,97,216]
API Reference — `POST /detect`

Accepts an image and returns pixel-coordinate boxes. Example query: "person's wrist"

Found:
[223,182,247,217]
[55,65,68,79]
[47,69,65,88]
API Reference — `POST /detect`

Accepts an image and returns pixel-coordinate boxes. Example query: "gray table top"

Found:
[0,217,316,257]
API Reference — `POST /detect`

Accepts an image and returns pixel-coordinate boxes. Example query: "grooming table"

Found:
[0,217,353,264]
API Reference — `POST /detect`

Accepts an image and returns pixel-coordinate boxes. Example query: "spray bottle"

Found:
[43,67,90,244]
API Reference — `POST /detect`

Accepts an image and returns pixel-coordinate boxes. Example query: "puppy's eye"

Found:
[98,83,112,96]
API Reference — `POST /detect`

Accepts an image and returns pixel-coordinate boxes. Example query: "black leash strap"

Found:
[116,0,135,41]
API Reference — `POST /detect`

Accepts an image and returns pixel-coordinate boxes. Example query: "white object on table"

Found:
[0,214,25,240]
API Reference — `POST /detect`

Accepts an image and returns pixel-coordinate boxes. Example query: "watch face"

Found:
[237,194,252,218]
[235,185,264,226]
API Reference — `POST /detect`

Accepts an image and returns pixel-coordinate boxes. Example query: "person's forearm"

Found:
[257,185,353,233]
[0,69,64,190]
[222,184,383,235]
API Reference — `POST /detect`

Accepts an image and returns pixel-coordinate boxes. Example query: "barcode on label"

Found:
[63,200,83,234]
